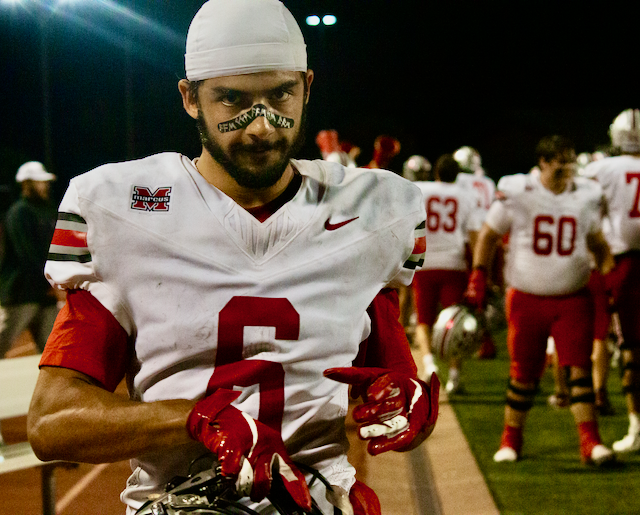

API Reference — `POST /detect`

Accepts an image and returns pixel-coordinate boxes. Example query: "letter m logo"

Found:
[131,186,172,212]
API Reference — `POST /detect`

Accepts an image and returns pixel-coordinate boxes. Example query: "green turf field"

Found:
[442,328,640,515]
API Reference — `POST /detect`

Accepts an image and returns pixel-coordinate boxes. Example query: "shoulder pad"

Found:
[496,173,529,198]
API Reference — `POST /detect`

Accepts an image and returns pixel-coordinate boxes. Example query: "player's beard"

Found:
[197,105,307,190]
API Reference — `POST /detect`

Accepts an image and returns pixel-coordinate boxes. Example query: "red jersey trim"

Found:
[40,289,130,392]
[50,228,88,248]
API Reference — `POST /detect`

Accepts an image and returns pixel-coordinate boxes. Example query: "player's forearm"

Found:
[472,224,501,269]
[28,367,196,464]
[587,231,615,275]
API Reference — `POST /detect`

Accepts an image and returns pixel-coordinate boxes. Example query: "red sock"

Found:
[578,420,602,459]
[500,424,523,454]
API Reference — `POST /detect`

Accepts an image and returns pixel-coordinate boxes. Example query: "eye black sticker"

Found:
[218,104,295,133]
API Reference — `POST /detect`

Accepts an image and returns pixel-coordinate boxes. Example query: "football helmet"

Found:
[484,286,506,332]
[609,108,640,154]
[135,457,325,515]
[402,155,433,181]
[453,146,482,174]
[431,304,486,360]
[576,152,596,178]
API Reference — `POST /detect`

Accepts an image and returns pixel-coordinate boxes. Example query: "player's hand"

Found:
[187,389,312,511]
[464,267,488,309]
[604,264,624,307]
[324,367,439,456]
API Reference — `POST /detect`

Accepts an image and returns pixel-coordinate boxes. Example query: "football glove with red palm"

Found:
[186,389,312,512]
[464,267,488,310]
[324,367,439,456]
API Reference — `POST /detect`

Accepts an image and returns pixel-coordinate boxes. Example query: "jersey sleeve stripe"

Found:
[51,228,88,248]
[47,212,91,263]
[57,212,87,224]
[403,221,426,269]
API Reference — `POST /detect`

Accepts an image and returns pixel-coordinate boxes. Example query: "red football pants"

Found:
[506,287,594,383]
[412,269,467,326]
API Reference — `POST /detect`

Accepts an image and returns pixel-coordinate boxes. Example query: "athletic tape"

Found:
[218,104,295,133]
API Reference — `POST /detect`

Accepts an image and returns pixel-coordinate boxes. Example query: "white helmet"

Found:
[576,152,596,178]
[609,109,640,154]
[402,155,432,181]
[453,146,482,174]
[431,304,486,360]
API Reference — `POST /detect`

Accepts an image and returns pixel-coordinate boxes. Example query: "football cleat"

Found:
[431,304,487,361]
[612,433,640,453]
[612,413,640,453]
[585,444,615,466]
[547,392,570,410]
[135,457,326,515]
[422,354,439,381]
[445,368,462,395]
[493,446,518,463]
[609,108,640,154]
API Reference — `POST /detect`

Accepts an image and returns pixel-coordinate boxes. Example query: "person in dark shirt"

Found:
[0,161,60,358]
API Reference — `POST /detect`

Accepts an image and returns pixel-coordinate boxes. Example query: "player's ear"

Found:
[304,70,314,104]
[178,79,199,120]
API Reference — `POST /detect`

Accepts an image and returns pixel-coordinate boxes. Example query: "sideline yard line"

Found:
[409,442,443,515]
[425,389,500,515]
[56,463,109,513]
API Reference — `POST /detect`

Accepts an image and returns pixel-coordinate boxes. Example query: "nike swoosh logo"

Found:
[325,216,359,231]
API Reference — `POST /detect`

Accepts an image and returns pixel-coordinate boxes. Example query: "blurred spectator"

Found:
[315,129,357,167]
[365,135,401,170]
[0,162,61,358]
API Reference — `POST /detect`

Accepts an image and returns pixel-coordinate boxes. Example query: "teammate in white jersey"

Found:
[465,135,616,466]
[26,2,439,514]
[454,146,499,359]
[412,154,480,393]
[584,108,640,453]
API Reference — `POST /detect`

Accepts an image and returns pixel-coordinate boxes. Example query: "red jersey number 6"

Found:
[206,297,300,432]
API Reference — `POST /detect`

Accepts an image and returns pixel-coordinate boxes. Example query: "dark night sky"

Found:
[1,0,637,204]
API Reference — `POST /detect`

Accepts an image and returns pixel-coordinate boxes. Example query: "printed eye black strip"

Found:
[218,104,295,133]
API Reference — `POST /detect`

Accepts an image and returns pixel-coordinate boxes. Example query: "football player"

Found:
[26,2,439,514]
[411,154,480,393]
[398,155,433,340]
[453,146,496,227]
[583,108,640,452]
[454,146,499,359]
[465,135,616,466]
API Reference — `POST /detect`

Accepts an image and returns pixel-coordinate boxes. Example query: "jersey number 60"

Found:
[533,215,577,256]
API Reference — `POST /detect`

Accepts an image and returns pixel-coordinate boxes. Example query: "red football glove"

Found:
[464,267,488,310]
[187,389,312,511]
[323,367,439,456]
[604,264,624,307]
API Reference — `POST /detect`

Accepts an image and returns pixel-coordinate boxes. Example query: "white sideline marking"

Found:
[56,463,108,513]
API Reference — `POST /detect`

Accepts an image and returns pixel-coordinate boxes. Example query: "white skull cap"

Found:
[185,0,307,81]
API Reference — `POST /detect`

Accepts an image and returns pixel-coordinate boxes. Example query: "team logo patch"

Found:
[131,186,172,212]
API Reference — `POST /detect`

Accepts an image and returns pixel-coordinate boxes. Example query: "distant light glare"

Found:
[306,15,320,26]
[322,14,337,25]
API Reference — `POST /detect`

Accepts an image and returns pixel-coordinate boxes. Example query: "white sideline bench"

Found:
[0,354,70,515]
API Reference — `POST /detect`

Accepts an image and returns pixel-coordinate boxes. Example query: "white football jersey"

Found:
[455,171,496,227]
[487,172,602,296]
[413,181,480,270]
[45,153,425,513]
[584,155,640,255]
